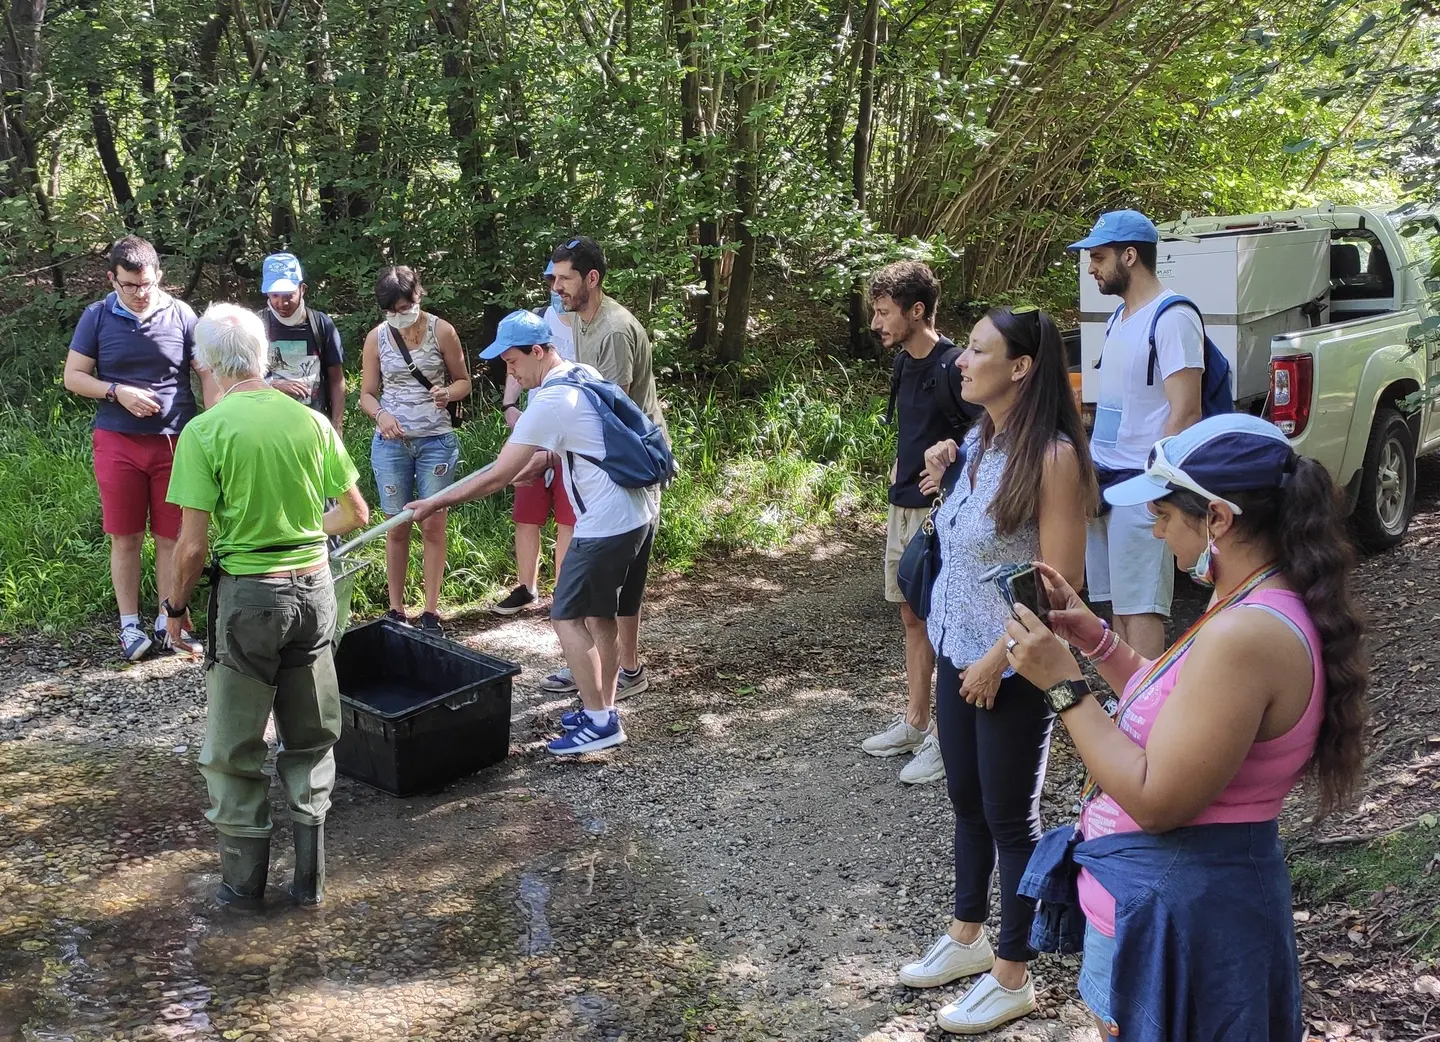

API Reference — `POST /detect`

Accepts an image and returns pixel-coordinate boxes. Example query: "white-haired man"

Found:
[165,303,368,909]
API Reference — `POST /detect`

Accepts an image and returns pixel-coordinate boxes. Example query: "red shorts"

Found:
[92,428,183,539]
[512,472,576,527]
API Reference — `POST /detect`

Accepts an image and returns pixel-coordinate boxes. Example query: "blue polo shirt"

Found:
[69,292,199,435]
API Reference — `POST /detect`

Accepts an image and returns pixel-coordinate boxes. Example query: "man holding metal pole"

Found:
[164,304,368,909]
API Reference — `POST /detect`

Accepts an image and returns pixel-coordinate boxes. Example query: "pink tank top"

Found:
[1078,588,1324,937]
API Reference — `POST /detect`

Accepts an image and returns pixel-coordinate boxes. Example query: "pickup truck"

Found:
[1078,203,1440,549]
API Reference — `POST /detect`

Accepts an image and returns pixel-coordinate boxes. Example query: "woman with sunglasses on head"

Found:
[1004,413,1368,1042]
[900,306,1096,1034]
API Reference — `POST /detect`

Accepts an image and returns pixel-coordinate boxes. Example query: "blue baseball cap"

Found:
[1067,210,1159,251]
[261,253,304,294]
[1105,414,1297,512]
[543,260,556,277]
[479,309,551,360]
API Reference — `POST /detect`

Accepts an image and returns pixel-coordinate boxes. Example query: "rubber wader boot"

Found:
[216,834,270,909]
[289,822,325,906]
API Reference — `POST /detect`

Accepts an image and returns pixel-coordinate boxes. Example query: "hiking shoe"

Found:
[383,609,410,626]
[417,612,444,635]
[120,623,153,662]
[936,972,1035,1034]
[539,667,579,694]
[156,623,204,657]
[899,733,946,785]
[862,715,928,758]
[899,931,994,989]
[616,665,649,700]
[491,585,538,616]
[547,711,626,755]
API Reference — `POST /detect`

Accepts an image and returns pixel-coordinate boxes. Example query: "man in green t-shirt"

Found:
[165,303,368,910]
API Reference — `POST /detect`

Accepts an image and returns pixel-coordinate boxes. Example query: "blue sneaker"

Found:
[120,622,153,662]
[559,707,589,730]
[547,711,626,755]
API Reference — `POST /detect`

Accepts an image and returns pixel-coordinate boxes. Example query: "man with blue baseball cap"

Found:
[259,252,346,432]
[407,309,661,756]
[1069,210,1204,658]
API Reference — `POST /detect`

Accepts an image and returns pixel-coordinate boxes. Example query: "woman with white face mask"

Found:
[358,265,472,635]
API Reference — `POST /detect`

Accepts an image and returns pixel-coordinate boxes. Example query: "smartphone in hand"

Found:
[977,562,1051,628]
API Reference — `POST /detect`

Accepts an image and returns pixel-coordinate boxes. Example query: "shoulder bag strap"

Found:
[388,323,435,392]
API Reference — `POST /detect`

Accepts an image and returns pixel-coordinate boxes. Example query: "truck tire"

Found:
[1353,407,1415,551]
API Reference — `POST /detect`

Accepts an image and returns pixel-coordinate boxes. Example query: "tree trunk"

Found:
[674,0,719,356]
[0,0,60,288]
[718,3,765,363]
[847,0,879,354]
[823,0,857,171]
[88,79,135,226]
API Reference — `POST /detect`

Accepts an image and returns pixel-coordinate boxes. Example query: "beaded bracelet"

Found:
[1080,619,1112,659]
[1096,636,1122,663]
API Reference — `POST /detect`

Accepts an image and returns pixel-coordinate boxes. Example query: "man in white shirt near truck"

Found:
[1070,210,1203,658]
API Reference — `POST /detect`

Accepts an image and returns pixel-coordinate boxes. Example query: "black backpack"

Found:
[884,342,978,434]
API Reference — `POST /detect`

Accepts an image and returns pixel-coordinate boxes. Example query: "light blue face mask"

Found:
[1188,518,1217,588]
[550,291,566,314]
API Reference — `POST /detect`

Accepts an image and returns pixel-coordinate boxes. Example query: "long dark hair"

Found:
[1168,457,1369,815]
[971,307,1098,534]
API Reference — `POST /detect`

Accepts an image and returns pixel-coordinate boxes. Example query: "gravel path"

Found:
[5,463,1438,1040]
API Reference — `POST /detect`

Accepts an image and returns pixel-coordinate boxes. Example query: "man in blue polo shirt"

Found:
[63,235,217,661]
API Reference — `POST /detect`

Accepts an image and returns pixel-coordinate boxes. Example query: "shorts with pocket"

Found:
[370,431,460,516]
[1086,502,1174,616]
[92,428,183,539]
[550,522,654,621]
[884,503,931,604]
[512,470,576,527]
[1078,920,1120,1035]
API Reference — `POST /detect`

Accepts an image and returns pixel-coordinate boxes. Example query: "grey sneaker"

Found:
[616,665,649,700]
[899,733,946,784]
[539,667,578,694]
[120,623,153,662]
[861,715,927,758]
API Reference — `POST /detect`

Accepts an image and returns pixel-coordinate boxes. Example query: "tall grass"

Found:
[0,359,893,633]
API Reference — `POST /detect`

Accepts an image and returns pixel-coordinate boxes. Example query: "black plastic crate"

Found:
[332,618,521,796]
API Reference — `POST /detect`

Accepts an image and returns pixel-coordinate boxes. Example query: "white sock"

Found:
[585,708,610,727]
[121,614,140,630]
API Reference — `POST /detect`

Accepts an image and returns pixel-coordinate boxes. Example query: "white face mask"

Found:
[386,307,421,330]
[269,302,307,327]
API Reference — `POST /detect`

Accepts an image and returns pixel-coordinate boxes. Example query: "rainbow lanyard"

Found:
[1078,562,1282,807]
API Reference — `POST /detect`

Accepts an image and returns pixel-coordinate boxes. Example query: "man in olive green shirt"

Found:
[547,236,666,701]
[166,303,367,910]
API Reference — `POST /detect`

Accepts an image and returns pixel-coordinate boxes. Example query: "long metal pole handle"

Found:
[329,509,414,559]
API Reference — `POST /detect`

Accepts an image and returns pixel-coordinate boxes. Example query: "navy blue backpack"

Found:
[556,368,676,512]
[1100,294,1234,417]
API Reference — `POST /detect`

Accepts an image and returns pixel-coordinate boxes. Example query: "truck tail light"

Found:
[1269,355,1313,437]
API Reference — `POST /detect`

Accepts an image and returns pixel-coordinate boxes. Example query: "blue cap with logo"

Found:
[1104,414,1297,510]
[261,252,304,294]
[1067,210,1159,251]
[479,309,551,360]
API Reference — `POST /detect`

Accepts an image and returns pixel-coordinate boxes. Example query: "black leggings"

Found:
[935,656,1056,963]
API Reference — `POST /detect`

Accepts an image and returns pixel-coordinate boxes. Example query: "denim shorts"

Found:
[1078,920,1119,1034]
[370,431,460,516]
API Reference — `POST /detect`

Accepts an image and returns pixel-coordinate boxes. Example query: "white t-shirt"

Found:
[1091,290,1205,470]
[545,305,576,362]
[510,361,659,539]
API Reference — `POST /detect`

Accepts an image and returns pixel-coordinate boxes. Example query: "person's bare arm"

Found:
[407,439,535,520]
[433,319,472,406]
[64,350,162,416]
[1036,440,1088,592]
[169,508,211,612]
[359,330,403,439]
[323,484,369,535]
[502,373,523,429]
[326,364,346,431]
[1162,368,1202,436]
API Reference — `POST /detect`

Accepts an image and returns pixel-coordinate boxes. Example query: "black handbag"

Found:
[896,457,965,621]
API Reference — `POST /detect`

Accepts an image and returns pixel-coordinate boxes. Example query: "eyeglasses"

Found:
[1144,436,1243,514]
[115,279,157,294]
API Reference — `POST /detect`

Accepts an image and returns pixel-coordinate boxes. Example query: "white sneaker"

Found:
[898,931,994,988]
[899,733,945,784]
[936,972,1036,1034]
[862,715,927,758]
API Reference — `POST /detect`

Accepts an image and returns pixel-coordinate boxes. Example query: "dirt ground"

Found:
[2,461,1439,1042]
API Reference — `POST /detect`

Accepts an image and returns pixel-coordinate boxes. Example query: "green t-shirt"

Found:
[167,388,359,575]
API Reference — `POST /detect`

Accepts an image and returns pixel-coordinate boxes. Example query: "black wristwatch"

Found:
[105,381,118,403]
[1044,677,1090,714]
[500,401,519,413]
[161,597,189,617]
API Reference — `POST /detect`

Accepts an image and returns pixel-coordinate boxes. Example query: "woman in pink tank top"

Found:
[1003,414,1369,1040]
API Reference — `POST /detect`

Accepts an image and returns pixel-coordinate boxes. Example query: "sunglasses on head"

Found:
[1143,436,1243,514]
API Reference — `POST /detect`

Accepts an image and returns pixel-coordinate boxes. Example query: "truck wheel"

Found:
[1354,407,1415,551]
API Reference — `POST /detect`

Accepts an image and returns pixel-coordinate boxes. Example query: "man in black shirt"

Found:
[862,261,977,784]
[260,253,346,432]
